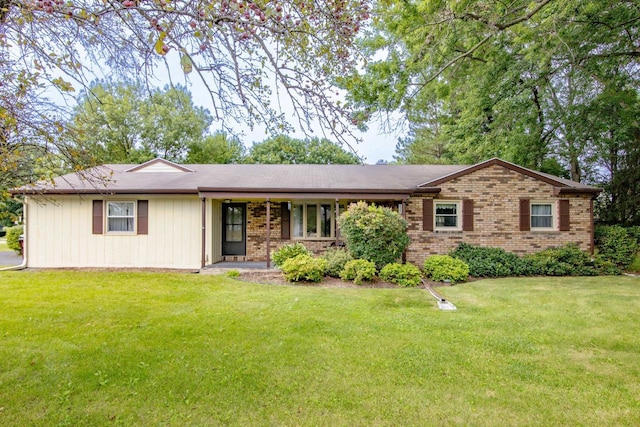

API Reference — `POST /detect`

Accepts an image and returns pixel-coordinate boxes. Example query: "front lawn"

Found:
[1,271,639,426]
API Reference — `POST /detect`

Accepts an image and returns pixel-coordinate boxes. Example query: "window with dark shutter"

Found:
[519,199,530,231]
[423,199,433,231]
[137,200,149,235]
[559,199,570,231]
[92,200,103,234]
[281,202,290,239]
[462,199,474,231]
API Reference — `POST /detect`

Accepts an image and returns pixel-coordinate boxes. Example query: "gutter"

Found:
[0,201,27,271]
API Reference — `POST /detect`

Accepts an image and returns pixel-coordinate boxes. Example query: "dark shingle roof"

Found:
[15,158,599,195]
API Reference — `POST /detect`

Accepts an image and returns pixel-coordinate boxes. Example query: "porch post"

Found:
[402,199,407,263]
[266,198,271,268]
[335,198,340,245]
[201,197,206,269]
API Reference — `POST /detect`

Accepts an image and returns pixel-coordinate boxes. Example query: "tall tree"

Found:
[0,0,371,187]
[185,131,245,164]
[72,81,212,163]
[345,0,640,182]
[246,135,360,164]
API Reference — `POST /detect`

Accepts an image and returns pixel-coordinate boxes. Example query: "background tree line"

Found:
[344,0,639,225]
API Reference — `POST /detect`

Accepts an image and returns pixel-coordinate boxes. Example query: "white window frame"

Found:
[292,201,334,240]
[434,200,462,231]
[106,201,136,234]
[530,201,556,231]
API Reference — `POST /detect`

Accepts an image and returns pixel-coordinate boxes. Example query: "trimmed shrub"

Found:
[379,263,423,287]
[322,247,353,278]
[627,226,640,245]
[523,244,620,276]
[340,259,377,285]
[423,255,469,284]
[281,254,327,282]
[337,201,409,270]
[6,225,23,255]
[595,225,638,268]
[272,243,311,268]
[450,243,530,277]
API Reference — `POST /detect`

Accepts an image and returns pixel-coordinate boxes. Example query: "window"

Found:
[435,201,461,230]
[292,202,333,239]
[107,201,135,233]
[531,202,554,229]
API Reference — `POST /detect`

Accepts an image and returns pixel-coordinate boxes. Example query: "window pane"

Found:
[531,216,552,228]
[321,204,332,237]
[436,204,457,215]
[226,224,243,242]
[293,204,304,238]
[531,203,553,228]
[108,218,134,232]
[531,204,552,215]
[108,202,134,216]
[435,203,458,228]
[306,204,317,237]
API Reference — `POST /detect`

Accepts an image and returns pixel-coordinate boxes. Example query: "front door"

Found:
[222,203,246,256]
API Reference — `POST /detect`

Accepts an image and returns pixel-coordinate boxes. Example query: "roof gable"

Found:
[418,158,586,190]
[124,158,194,173]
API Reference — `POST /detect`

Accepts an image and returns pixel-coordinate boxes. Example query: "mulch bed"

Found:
[236,270,449,288]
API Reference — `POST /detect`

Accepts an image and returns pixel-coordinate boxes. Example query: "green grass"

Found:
[0,241,8,252]
[1,272,639,426]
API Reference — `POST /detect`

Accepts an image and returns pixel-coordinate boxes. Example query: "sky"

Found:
[154,52,402,164]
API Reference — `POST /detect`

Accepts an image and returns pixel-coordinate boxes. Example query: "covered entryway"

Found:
[222,202,246,256]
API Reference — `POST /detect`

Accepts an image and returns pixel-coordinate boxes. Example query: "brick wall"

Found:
[405,164,594,265]
[240,164,594,265]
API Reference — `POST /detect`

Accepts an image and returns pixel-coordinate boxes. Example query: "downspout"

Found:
[1,198,27,271]
[422,280,457,311]
[201,197,206,269]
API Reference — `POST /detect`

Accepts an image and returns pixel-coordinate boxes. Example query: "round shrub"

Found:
[322,247,353,278]
[6,225,23,255]
[272,242,311,268]
[281,254,327,283]
[379,263,423,287]
[595,225,638,268]
[337,201,409,270]
[340,259,377,285]
[423,255,469,284]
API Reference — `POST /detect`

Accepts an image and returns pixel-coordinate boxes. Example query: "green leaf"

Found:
[180,54,193,74]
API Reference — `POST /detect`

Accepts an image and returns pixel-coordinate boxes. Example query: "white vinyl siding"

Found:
[25,195,203,269]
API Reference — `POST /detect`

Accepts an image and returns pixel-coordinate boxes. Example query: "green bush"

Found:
[626,226,640,245]
[379,263,423,287]
[272,243,311,268]
[281,254,327,283]
[340,259,377,285]
[6,225,23,255]
[595,225,638,268]
[450,243,530,277]
[423,255,469,284]
[322,247,353,278]
[337,201,409,270]
[523,244,619,276]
